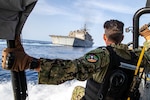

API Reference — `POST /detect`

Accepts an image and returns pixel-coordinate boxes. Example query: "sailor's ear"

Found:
[103,34,107,41]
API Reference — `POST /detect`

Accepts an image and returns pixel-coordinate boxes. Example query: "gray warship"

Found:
[49,25,94,47]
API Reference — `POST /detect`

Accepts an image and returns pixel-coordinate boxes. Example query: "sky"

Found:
[22,0,149,46]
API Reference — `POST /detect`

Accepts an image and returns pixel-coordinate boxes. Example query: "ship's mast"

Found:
[84,24,87,32]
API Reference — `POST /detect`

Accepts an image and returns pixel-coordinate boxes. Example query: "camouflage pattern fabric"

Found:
[38,44,110,84]
[71,86,85,100]
[38,59,77,84]
[143,40,150,50]
[38,43,150,85]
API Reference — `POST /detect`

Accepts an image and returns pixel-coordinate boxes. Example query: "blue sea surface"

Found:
[0,39,96,83]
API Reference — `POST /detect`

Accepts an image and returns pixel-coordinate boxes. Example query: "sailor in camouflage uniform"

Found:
[2,19,150,100]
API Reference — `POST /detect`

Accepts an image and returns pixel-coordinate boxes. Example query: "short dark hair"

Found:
[104,20,124,43]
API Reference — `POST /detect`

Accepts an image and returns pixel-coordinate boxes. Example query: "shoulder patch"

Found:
[85,53,99,63]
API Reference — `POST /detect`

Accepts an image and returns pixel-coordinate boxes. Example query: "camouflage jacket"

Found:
[38,43,150,85]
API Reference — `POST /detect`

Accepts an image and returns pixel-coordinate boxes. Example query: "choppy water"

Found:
[0,39,95,100]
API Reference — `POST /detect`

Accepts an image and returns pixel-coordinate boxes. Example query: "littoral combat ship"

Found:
[49,25,94,47]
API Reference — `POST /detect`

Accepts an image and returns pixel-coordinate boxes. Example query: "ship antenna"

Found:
[84,24,87,31]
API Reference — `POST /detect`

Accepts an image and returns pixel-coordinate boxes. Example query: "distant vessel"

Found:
[49,25,94,47]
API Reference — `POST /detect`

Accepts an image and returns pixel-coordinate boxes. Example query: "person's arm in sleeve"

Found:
[140,24,150,63]
[38,47,110,85]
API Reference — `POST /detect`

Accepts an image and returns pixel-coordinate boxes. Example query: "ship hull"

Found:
[50,35,93,47]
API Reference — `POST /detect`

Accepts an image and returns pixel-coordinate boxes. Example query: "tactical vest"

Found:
[83,46,139,100]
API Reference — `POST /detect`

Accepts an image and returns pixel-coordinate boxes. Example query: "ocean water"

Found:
[0,39,96,100]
